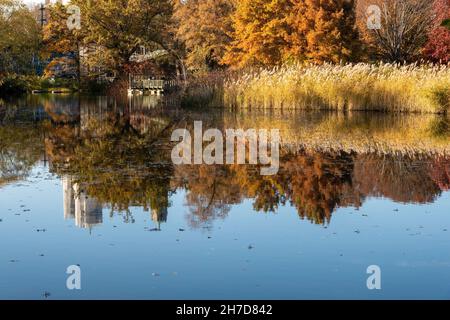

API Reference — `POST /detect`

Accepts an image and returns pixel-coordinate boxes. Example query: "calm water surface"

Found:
[0,95,449,299]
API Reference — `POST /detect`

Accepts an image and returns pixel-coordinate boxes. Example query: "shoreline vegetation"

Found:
[1,0,450,114]
[179,62,450,114]
[222,63,450,113]
[2,61,450,115]
[0,74,79,95]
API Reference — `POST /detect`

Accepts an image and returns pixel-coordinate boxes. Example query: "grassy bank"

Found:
[224,63,450,113]
[0,74,79,95]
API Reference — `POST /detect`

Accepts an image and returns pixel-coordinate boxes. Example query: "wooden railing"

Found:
[129,75,178,91]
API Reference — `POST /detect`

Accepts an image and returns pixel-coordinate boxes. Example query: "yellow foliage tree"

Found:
[172,0,235,71]
[42,3,82,81]
[222,0,290,69]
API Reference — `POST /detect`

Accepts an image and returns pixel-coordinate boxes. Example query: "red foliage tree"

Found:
[423,0,450,63]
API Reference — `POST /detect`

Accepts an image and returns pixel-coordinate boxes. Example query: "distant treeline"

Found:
[1,0,450,93]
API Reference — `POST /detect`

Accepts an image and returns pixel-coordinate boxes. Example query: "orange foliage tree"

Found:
[287,0,360,64]
[223,0,360,68]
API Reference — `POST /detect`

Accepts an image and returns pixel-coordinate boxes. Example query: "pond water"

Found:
[0,94,449,299]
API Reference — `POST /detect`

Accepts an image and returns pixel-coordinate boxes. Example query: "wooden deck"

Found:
[128,75,177,95]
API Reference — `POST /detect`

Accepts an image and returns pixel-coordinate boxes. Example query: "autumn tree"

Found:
[222,0,291,68]
[223,0,360,68]
[172,0,235,71]
[42,2,83,82]
[286,0,360,64]
[423,0,450,63]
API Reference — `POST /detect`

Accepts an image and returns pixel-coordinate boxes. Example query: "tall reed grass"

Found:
[224,63,450,113]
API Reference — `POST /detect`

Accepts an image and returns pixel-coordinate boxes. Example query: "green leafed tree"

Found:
[71,0,174,78]
[0,0,41,75]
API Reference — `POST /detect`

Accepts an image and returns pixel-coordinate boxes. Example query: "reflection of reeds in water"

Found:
[222,110,450,156]
[224,63,450,113]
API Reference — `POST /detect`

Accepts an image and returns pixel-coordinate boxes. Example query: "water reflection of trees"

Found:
[174,151,358,225]
[430,156,450,191]
[175,151,449,225]
[173,165,243,227]
[46,107,177,225]
[2,94,449,227]
[282,151,360,224]
[353,154,443,204]
[0,124,45,187]
[45,121,450,226]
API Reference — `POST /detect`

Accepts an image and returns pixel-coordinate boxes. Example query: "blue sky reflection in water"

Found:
[0,95,449,299]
